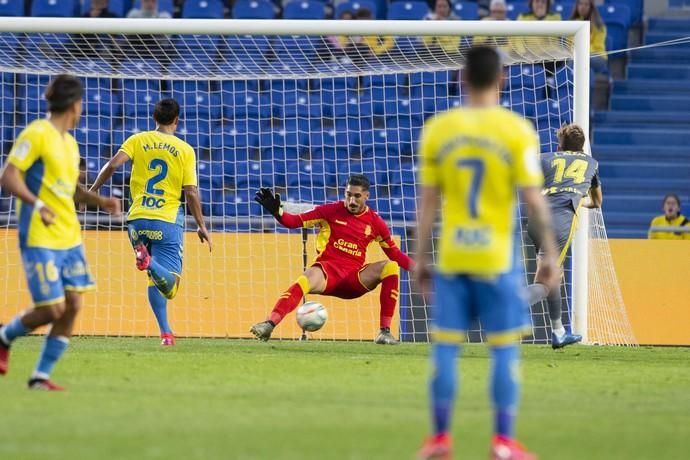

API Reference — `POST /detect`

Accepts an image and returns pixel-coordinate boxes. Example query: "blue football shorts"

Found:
[127,218,183,275]
[21,245,95,307]
[431,269,532,346]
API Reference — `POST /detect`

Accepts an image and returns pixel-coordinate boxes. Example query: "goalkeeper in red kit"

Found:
[251,174,414,344]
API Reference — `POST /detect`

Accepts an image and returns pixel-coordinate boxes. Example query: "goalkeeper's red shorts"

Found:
[313,261,372,299]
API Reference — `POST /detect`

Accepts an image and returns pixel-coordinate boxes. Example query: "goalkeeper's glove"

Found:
[254,187,282,218]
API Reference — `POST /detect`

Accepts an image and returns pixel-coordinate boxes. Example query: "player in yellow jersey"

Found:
[414,47,559,460]
[90,98,211,346]
[0,75,120,390]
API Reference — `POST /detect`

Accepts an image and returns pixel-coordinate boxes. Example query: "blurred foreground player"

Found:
[90,98,212,346]
[414,46,559,459]
[251,174,414,344]
[0,75,120,390]
[525,123,602,349]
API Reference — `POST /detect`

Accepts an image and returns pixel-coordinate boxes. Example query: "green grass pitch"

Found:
[0,338,688,460]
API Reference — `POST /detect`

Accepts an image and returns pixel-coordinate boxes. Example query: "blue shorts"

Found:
[21,245,95,307]
[127,219,183,275]
[431,271,531,346]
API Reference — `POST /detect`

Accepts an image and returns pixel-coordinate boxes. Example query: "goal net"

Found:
[0,18,636,345]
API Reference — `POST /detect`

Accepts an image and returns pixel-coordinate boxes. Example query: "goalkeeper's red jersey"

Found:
[278,201,414,271]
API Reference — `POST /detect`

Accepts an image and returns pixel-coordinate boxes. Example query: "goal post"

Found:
[0,17,636,345]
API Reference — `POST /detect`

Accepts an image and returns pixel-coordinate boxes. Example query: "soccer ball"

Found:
[296,301,328,332]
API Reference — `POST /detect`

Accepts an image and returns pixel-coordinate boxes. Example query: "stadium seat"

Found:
[606,0,641,26]
[259,129,302,161]
[176,120,212,150]
[552,1,574,17]
[31,0,77,17]
[335,0,377,19]
[387,1,429,20]
[182,0,224,18]
[599,3,632,28]
[308,129,353,159]
[133,0,174,16]
[452,1,479,20]
[82,0,128,16]
[232,0,274,19]
[75,117,111,159]
[283,0,326,19]
[506,2,528,19]
[83,85,122,118]
[223,35,270,73]
[0,0,24,16]
[223,90,271,120]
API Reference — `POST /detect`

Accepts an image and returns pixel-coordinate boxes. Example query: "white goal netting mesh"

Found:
[0,29,636,345]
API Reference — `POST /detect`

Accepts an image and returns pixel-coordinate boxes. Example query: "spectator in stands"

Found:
[127,0,173,19]
[570,0,608,78]
[475,0,509,46]
[328,10,355,52]
[648,193,690,240]
[517,0,561,20]
[485,0,507,20]
[83,0,118,18]
[357,8,395,56]
[422,0,460,53]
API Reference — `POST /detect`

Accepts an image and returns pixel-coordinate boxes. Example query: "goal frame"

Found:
[0,17,591,341]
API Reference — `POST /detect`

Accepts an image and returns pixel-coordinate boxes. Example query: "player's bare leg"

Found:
[531,259,581,349]
[27,292,81,391]
[0,303,66,376]
[360,260,401,345]
[250,266,327,341]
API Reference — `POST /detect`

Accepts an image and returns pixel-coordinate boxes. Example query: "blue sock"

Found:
[490,344,520,438]
[0,316,29,345]
[148,285,172,334]
[147,258,176,296]
[33,336,69,380]
[430,343,460,434]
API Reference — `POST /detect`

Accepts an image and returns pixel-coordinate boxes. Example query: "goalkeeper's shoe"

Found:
[0,328,9,375]
[28,378,65,391]
[375,327,399,345]
[417,432,452,460]
[490,435,537,460]
[134,243,151,271]
[551,332,582,350]
[250,321,275,342]
[161,333,176,346]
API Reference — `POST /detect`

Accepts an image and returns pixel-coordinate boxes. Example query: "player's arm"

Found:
[89,150,131,192]
[0,163,55,225]
[582,175,603,209]
[74,184,121,216]
[184,185,212,251]
[254,187,323,229]
[377,220,415,271]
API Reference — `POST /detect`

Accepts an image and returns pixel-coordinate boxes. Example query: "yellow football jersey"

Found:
[121,131,197,225]
[648,215,690,240]
[7,119,82,250]
[419,106,543,275]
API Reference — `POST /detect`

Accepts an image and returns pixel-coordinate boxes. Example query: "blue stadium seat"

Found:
[552,1,574,17]
[172,89,223,120]
[32,0,77,17]
[182,0,224,18]
[452,1,479,19]
[75,117,111,160]
[82,0,128,16]
[133,0,174,16]
[176,120,212,150]
[335,0,377,19]
[606,0,641,25]
[506,2,528,19]
[0,0,24,16]
[259,129,302,161]
[599,3,632,28]
[233,0,274,18]
[308,129,353,159]
[387,1,429,20]
[223,35,270,73]
[121,81,164,117]
[271,89,310,118]
[283,0,325,19]
[83,85,122,118]
[236,160,276,189]
[222,91,271,121]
